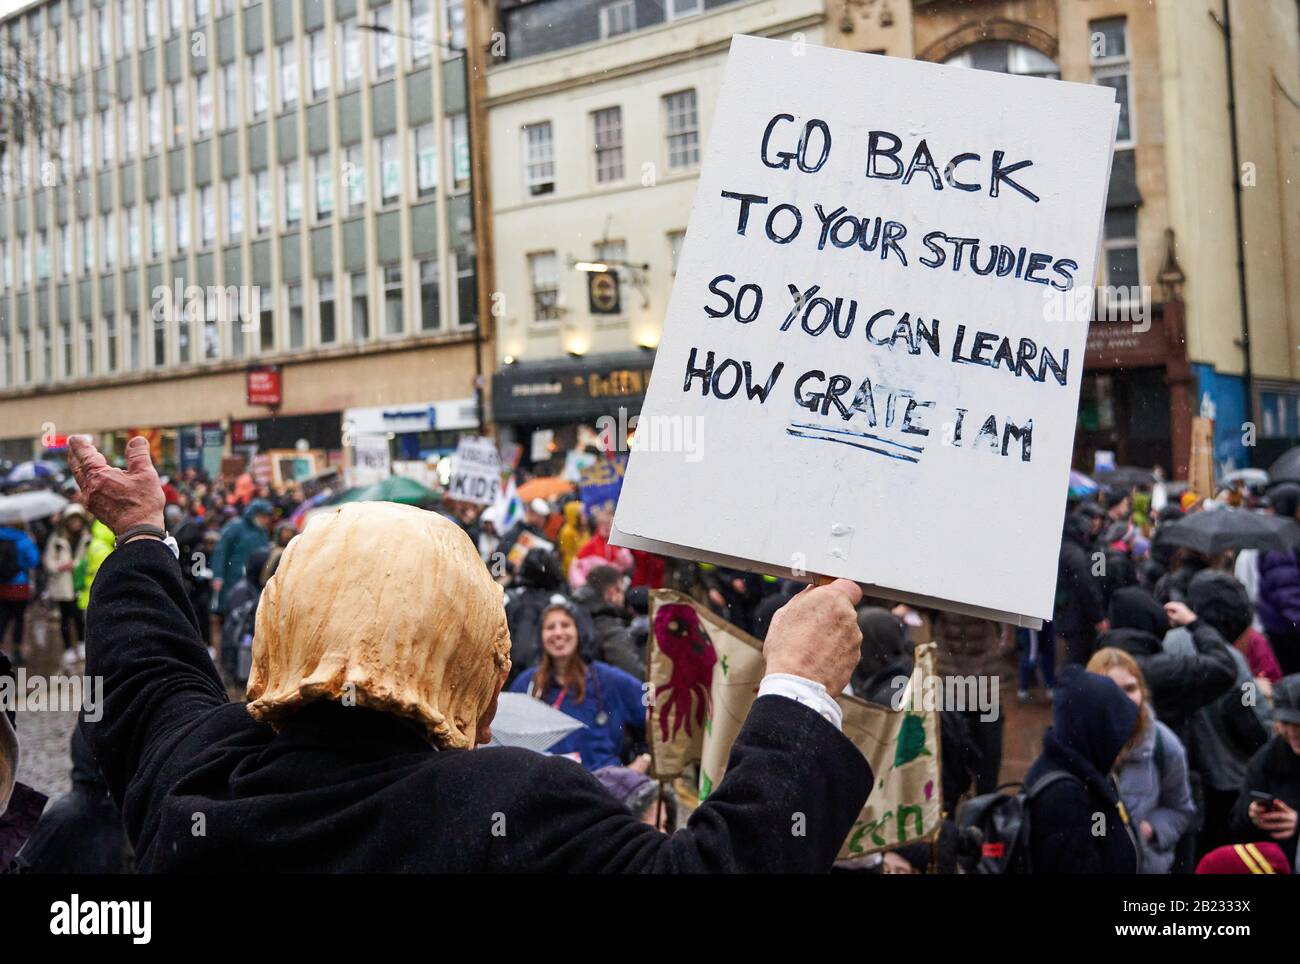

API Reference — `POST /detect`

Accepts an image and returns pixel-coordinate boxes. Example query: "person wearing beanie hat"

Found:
[1096,586,1236,734]
[508,595,646,771]
[1229,674,1300,865]
[1195,841,1292,874]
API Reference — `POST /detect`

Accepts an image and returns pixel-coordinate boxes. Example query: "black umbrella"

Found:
[1094,466,1157,488]
[1268,447,1300,485]
[1159,508,1300,555]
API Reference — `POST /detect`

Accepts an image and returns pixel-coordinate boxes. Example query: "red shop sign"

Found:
[247,365,282,407]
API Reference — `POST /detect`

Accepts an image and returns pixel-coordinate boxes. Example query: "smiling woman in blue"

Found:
[510,596,645,770]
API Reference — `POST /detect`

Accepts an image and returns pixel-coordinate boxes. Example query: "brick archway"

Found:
[917,19,1058,65]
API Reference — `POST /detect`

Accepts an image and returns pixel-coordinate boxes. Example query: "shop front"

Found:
[490,351,656,472]
[342,396,480,487]
[1079,300,1192,478]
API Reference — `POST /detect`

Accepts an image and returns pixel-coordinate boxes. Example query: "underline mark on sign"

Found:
[785,423,924,463]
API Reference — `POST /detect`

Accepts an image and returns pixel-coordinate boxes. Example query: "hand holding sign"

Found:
[764,578,863,696]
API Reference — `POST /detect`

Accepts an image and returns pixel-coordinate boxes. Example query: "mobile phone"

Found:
[1248,790,1277,810]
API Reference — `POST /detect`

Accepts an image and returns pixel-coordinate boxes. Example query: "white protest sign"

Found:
[448,436,503,505]
[612,36,1119,625]
[348,434,391,488]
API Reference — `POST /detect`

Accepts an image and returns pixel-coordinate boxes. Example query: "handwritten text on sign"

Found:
[613,37,1118,623]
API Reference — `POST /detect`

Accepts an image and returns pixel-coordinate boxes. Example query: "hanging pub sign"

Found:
[588,270,621,315]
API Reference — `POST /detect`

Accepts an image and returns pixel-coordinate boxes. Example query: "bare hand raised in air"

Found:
[68,435,166,537]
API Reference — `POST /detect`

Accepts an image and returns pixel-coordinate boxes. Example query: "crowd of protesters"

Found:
[3,444,1300,875]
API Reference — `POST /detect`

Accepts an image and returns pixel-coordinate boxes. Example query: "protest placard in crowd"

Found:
[613,35,1119,624]
[448,436,502,505]
[647,591,941,858]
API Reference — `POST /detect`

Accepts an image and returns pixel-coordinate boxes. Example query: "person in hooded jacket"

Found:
[209,498,272,612]
[42,504,90,665]
[510,597,646,770]
[1256,483,1300,675]
[14,725,133,873]
[932,611,1007,802]
[1229,673,1300,864]
[571,564,642,678]
[1096,586,1236,738]
[1024,665,1142,873]
[219,545,275,685]
[504,546,568,680]
[1055,504,1108,666]
[1087,647,1196,874]
[1154,547,1213,605]
[0,522,40,668]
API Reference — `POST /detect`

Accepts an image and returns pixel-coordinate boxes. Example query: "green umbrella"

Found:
[334,476,441,506]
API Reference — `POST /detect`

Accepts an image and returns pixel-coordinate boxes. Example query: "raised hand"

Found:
[67,435,166,537]
[764,578,864,695]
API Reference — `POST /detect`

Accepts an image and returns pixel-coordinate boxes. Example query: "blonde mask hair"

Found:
[246,502,511,749]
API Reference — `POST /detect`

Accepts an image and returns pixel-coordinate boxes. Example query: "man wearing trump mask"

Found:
[71,434,871,872]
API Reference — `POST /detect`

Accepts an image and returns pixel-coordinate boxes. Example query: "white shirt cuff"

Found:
[758,673,843,732]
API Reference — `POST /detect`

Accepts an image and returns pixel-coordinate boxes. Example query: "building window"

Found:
[220,64,239,129]
[664,90,699,170]
[35,231,49,282]
[169,81,186,147]
[192,0,208,24]
[95,9,110,64]
[167,0,183,36]
[278,40,299,111]
[251,52,268,119]
[172,194,189,253]
[339,17,361,90]
[60,228,72,277]
[1102,207,1139,290]
[99,108,114,168]
[61,319,73,377]
[123,99,138,159]
[345,144,366,213]
[313,153,334,221]
[350,271,369,340]
[127,313,141,370]
[600,1,635,38]
[378,134,401,205]
[523,122,554,196]
[103,313,117,373]
[943,41,1059,79]
[254,169,273,234]
[147,92,163,151]
[668,229,685,274]
[371,4,396,79]
[442,0,465,53]
[153,309,167,367]
[419,258,440,330]
[203,295,220,359]
[1090,17,1133,145]
[668,0,701,19]
[529,251,559,323]
[77,15,90,69]
[309,28,331,99]
[149,200,164,259]
[81,318,95,376]
[120,0,135,51]
[287,283,305,348]
[456,250,475,327]
[283,161,302,227]
[592,107,623,183]
[259,297,275,353]
[383,264,403,335]
[126,206,141,264]
[225,176,243,239]
[195,73,214,135]
[144,0,159,44]
[408,0,432,66]
[101,213,116,270]
[448,113,470,192]
[78,116,91,173]
[317,276,336,344]
[414,123,437,197]
[228,288,245,358]
[200,185,216,246]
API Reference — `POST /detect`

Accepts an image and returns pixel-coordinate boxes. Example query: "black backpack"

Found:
[0,539,20,583]
[955,771,1080,874]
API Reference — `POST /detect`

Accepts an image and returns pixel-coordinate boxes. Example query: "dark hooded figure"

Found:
[1024,665,1142,874]
[1140,509,1184,592]
[220,545,275,685]
[504,547,569,679]
[1256,483,1300,674]
[850,607,913,705]
[14,725,133,873]
[1097,585,1236,737]
[1055,505,1107,666]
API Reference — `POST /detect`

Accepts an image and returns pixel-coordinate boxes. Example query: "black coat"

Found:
[1055,515,1105,637]
[1024,666,1142,874]
[572,586,643,678]
[1229,735,1300,859]
[83,540,872,872]
[1097,620,1236,735]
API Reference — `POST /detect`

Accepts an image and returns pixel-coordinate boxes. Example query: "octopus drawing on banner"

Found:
[651,604,718,743]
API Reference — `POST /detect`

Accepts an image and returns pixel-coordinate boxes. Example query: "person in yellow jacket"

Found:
[557,501,589,577]
[76,520,116,612]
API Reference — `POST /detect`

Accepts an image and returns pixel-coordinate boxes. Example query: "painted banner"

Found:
[613,36,1120,625]
[578,454,628,515]
[647,590,941,858]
